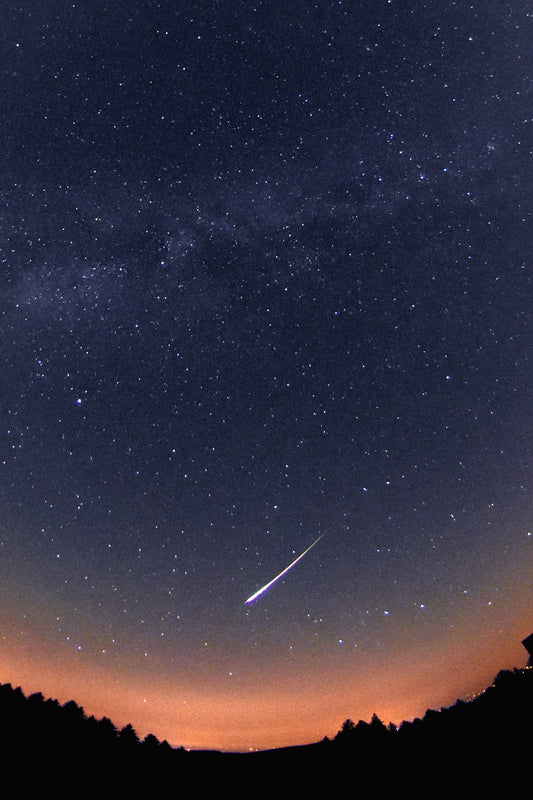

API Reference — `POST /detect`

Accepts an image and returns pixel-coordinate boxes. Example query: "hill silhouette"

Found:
[1,652,531,794]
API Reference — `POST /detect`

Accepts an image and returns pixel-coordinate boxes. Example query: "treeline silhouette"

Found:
[1,665,531,793]
[329,666,532,790]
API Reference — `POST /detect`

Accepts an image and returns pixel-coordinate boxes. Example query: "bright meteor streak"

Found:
[245,533,325,605]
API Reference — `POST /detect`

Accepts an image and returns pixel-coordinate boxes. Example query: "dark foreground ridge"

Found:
[1,636,532,795]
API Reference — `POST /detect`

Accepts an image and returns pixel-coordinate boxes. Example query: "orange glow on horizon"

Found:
[1,605,531,752]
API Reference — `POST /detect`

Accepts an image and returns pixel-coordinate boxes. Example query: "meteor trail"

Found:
[245,533,325,605]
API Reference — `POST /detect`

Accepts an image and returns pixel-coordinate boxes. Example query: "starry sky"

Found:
[1,1,532,752]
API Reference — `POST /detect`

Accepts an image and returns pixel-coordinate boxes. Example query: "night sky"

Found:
[1,1,532,752]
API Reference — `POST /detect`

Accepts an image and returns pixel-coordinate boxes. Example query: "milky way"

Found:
[0,2,532,751]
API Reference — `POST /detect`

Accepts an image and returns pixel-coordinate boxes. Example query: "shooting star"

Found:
[245,533,325,605]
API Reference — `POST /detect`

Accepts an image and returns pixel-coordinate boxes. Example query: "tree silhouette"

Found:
[335,718,355,740]
[118,722,139,749]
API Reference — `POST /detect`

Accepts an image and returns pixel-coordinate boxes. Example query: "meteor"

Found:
[245,533,325,605]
